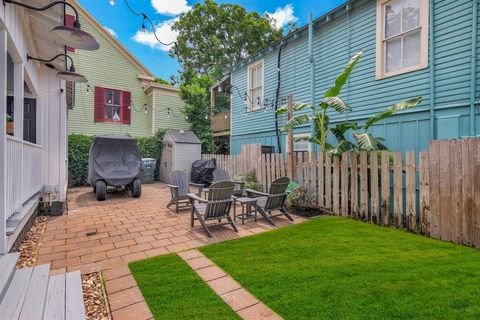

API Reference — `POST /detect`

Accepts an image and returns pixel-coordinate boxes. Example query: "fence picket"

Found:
[311,152,318,206]
[341,153,349,217]
[439,141,452,241]
[451,140,463,243]
[318,153,324,208]
[350,152,358,218]
[370,152,379,224]
[474,139,480,248]
[393,152,403,228]
[429,142,440,238]
[381,151,390,226]
[359,152,368,220]
[419,151,430,235]
[405,151,416,231]
[333,156,340,215]
[325,155,332,210]
[461,140,473,245]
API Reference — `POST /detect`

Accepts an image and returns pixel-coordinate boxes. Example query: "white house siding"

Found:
[0,2,68,253]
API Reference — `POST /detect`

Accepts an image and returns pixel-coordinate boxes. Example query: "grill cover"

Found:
[191,159,216,186]
[88,135,142,187]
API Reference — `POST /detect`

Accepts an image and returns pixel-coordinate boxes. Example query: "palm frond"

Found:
[324,50,363,98]
[364,96,422,130]
[321,97,352,113]
[281,114,312,132]
[353,133,389,151]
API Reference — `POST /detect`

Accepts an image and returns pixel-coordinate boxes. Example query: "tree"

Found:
[154,77,173,86]
[277,50,422,156]
[180,75,214,153]
[172,0,283,152]
[172,0,282,82]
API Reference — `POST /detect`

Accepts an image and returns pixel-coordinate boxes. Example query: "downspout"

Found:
[274,42,284,154]
[309,12,316,149]
[429,0,436,139]
[470,0,478,136]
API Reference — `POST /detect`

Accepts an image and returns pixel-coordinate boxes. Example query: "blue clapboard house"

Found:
[210,0,480,155]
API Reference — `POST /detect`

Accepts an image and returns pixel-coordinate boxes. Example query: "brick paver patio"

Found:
[37,183,304,319]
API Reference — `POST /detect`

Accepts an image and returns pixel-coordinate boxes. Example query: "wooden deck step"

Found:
[0,267,33,319]
[18,264,50,320]
[0,252,20,302]
[44,273,66,320]
[66,271,86,320]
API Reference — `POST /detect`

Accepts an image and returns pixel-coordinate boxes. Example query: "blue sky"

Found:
[77,0,346,80]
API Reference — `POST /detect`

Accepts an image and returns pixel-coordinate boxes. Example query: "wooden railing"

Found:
[6,136,42,219]
[211,111,230,133]
[203,139,480,249]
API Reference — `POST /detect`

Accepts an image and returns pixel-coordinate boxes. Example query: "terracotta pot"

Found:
[6,121,13,134]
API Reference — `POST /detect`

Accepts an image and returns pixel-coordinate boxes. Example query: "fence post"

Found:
[287,94,295,180]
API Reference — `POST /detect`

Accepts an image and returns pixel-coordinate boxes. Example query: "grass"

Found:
[200,216,480,320]
[129,254,239,320]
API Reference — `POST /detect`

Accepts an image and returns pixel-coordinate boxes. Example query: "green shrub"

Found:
[68,134,93,186]
[235,170,262,191]
[68,129,166,187]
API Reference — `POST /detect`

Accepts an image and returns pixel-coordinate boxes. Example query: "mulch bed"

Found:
[82,272,110,320]
[16,215,47,268]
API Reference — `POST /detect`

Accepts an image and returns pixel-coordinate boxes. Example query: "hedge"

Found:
[68,129,166,187]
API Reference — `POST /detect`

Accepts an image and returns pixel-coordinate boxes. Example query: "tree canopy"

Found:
[172,0,282,82]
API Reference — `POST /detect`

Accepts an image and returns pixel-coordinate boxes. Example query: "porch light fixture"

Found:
[27,54,88,83]
[3,0,99,51]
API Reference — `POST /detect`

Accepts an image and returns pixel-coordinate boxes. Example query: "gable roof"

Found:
[69,0,154,78]
[165,129,201,144]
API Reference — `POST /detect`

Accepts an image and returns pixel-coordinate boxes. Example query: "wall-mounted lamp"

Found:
[27,53,88,83]
[3,0,99,51]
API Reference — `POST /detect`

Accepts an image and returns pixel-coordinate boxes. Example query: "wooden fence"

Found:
[203,138,480,249]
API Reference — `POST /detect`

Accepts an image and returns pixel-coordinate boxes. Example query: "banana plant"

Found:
[277,49,422,156]
[276,50,363,152]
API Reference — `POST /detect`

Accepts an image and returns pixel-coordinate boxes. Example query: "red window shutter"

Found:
[122,91,131,125]
[65,14,76,53]
[94,87,105,122]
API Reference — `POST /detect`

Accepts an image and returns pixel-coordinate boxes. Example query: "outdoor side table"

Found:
[234,197,258,225]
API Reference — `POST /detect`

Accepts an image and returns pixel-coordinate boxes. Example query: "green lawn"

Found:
[129,254,239,320]
[200,216,480,320]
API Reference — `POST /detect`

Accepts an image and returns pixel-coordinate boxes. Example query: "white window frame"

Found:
[376,0,429,79]
[286,133,312,153]
[247,59,264,112]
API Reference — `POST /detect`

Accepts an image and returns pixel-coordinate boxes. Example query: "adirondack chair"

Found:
[212,169,245,197]
[167,171,204,213]
[246,176,294,225]
[188,181,238,237]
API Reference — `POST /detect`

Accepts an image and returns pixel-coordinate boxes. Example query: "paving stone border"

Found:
[179,249,283,320]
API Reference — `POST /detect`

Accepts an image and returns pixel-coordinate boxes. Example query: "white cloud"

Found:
[150,0,191,16]
[104,26,117,37]
[132,18,178,51]
[266,4,298,29]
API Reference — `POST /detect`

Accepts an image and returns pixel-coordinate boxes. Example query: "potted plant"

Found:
[6,114,13,135]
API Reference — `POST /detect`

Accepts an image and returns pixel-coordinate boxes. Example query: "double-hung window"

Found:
[247,60,264,111]
[104,89,122,122]
[376,0,429,79]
